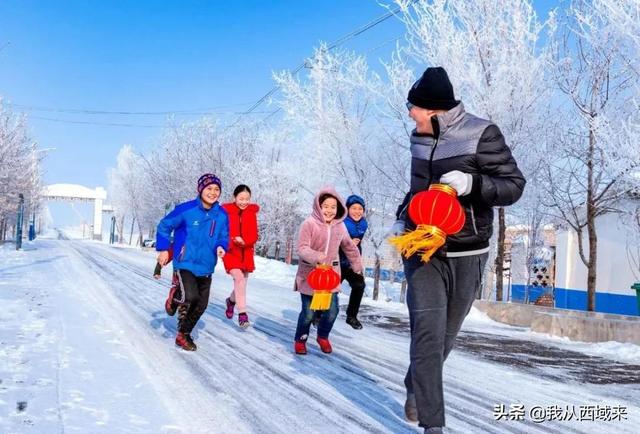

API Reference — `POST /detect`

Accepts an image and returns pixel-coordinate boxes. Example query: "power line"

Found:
[242,3,406,115]
[365,35,403,55]
[29,111,270,128]
[255,36,405,125]
[242,64,305,114]
[29,116,164,128]
[8,101,256,116]
[325,6,403,51]
[28,111,271,128]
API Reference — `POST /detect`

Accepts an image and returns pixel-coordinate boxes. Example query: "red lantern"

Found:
[390,184,465,262]
[308,265,340,310]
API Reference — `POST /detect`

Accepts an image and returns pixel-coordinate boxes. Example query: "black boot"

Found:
[346,316,363,330]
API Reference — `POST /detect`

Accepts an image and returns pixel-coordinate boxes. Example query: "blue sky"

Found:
[0,0,408,187]
[0,0,556,226]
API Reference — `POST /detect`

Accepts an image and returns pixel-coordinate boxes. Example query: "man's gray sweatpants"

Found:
[403,252,488,429]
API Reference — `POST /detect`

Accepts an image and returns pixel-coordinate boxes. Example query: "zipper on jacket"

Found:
[469,204,479,235]
[239,209,245,263]
[324,224,331,263]
[427,136,439,187]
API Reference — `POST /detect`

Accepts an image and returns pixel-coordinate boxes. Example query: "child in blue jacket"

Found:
[156,173,229,351]
[339,195,368,329]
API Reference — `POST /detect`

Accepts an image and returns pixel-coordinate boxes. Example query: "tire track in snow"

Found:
[60,241,250,433]
[71,242,542,433]
[71,242,412,433]
[79,245,528,433]
[68,241,634,434]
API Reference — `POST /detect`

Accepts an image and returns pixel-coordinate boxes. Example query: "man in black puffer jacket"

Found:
[392,67,525,433]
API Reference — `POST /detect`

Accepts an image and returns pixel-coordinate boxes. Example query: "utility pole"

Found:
[16,194,24,250]
[109,215,116,244]
[28,211,36,241]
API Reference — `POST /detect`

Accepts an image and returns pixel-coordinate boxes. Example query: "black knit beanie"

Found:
[407,67,459,110]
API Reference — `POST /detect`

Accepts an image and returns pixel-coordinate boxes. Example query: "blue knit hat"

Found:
[346,194,365,211]
[197,173,221,194]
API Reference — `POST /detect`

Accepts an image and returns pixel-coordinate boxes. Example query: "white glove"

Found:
[440,170,472,196]
[386,220,406,238]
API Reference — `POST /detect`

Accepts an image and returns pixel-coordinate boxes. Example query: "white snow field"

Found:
[1,234,638,433]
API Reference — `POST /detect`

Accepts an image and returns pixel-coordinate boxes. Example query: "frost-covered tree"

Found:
[108,145,149,245]
[0,101,41,241]
[274,45,408,297]
[274,45,381,190]
[541,0,640,311]
[109,115,300,254]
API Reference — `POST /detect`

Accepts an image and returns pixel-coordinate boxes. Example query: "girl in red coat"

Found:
[222,184,260,328]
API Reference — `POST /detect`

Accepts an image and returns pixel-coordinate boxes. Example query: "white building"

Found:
[555,209,639,316]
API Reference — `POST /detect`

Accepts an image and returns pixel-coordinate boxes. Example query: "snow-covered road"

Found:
[1,237,638,433]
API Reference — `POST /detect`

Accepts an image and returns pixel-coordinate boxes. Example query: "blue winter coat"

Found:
[156,198,229,277]
[339,215,368,268]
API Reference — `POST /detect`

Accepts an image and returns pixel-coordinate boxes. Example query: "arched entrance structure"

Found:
[42,184,108,240]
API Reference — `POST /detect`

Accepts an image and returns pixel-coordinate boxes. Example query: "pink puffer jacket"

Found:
[294,186,364,296]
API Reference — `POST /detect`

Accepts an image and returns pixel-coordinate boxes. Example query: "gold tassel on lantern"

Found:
[389,224,446,263]
[310,290,333,310]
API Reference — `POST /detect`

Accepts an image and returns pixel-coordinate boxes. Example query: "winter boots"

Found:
[346,316,363,330]
[225,297,235,319]
[295,338,332,354]
[405,392,418,423]
[225,297,250,329]
[175,332,197,351]
[238,312,250,329]
[316,337,333,354]
[294,340,307,355]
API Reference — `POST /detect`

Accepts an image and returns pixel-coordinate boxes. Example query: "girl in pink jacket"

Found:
[294,186,363,355]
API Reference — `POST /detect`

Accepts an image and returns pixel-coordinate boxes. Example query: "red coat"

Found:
[221,202,260,273]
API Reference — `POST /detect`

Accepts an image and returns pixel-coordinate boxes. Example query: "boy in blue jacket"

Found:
[156,173,229,351]
[339,195,368,330]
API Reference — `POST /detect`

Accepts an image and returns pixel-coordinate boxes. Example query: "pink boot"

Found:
[225,297,235,319]
[238,312,250,329]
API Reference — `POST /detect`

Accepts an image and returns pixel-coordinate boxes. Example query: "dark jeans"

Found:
[403,252,488,429]
[176,269,212,334]
[341,266,366,319]
[294,293,339,341]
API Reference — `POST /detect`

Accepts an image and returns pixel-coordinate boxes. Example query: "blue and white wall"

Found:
[555,213,639,316]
